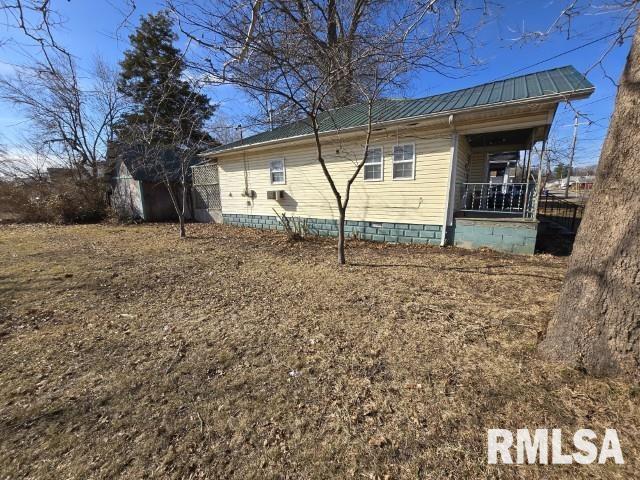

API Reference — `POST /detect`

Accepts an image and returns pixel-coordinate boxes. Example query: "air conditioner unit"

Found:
[267,190,285,200]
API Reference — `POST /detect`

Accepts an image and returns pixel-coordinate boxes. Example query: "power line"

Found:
[493,30,621,81]
[581,94,615,107]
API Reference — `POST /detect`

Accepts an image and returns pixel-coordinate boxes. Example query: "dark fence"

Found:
[537,191,584,234]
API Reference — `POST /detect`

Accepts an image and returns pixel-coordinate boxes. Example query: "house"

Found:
[560,175,595,190]
[109,148,193,221]
[199,65,594,254]
[47,162,109,183]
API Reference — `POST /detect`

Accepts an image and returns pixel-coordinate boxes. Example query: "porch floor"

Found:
[454,211,538,223]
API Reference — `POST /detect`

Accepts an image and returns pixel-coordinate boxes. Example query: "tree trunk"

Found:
[164,179,187,239]
[179,214,186,238]
[180,179,188,239]
[539,23,640,378]
[337,209,346,265]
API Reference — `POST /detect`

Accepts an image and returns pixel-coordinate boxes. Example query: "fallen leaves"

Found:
[0,223,636,479]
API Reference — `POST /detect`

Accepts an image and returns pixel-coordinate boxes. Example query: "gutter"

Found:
[204,88,594,158]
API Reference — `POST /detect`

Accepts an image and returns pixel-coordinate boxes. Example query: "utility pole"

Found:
[564,114,579,199]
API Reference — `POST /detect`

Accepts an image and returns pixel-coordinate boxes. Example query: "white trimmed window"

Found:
[363,147,383,181]
[269,159,286,184]
[392,144,415,180]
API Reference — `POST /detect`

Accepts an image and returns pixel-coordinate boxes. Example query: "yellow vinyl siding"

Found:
[215,106,556,225]
[455,135,471,184]
[468,152,487,183]
[453,135,471,211]
[218,135,452,225]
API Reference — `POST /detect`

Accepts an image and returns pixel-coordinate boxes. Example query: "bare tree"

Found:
[116,74,214,238]
[0,57,124,179]
[113,10,216,238]
[168,0,483,264]
[0,1,125,179]
[0,143,51,181]
[0,1,69,57]
[208,114,243,145]
[534,135,573,190]
[540,20,640,378]
[520,1,640,378]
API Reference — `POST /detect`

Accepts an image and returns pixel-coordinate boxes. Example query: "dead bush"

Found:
[105,203,140,224]
[0,177,108,224]
[273,210,311,241]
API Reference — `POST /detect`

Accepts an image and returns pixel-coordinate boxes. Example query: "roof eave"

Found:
[204,88,594,158]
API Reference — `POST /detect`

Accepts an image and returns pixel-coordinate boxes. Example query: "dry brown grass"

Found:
[0,223,638,479]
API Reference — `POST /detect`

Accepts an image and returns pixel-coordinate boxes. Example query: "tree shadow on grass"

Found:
[349,262,561,281]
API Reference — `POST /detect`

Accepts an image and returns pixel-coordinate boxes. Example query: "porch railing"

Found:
[457,182,537,219]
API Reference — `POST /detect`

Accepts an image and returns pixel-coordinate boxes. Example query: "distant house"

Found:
[46,162,109,183]
[46,167,77,183]
[109,149,193,221]
[197,66,594,254]
[561,175,595,190]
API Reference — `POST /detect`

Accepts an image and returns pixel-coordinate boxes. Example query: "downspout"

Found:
[441,114,458,246]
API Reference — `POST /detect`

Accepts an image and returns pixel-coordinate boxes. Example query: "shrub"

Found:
[273,210,311,241]
[0,177,108,224]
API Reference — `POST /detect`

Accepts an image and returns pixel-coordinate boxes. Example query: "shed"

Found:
[109,148,193,221]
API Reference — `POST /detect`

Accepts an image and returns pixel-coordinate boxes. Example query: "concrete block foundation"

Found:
[222,214,443,246]
[450,217,538,255]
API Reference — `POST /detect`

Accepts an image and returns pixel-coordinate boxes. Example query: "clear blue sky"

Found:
[0,0,632,167]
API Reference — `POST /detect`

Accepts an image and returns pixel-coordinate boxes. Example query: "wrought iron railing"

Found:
[457,182,537,219]
[537,190,584,234]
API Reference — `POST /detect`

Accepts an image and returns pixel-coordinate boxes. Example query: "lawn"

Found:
[0,223,637,479]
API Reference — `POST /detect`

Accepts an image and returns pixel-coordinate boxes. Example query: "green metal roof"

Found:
[208,65,593,155]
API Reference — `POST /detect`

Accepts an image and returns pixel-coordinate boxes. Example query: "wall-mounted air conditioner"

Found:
[267,190,285,200]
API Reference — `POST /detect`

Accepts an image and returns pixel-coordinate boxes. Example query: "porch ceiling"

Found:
[466,128,538,150]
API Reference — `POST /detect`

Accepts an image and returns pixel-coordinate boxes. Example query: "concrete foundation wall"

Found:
[451,218,538,254]
[194,208,223,223]
[223,213,443,245]
[222,214,538,254]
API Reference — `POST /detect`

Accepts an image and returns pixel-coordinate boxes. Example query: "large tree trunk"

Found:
[539,24,640,378]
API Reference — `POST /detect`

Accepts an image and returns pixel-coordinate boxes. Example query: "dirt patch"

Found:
[0,223,637,479]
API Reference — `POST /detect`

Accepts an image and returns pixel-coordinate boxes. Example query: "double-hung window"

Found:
[363,147,383,181]
[392,144,415,180]
[269,159,286,184]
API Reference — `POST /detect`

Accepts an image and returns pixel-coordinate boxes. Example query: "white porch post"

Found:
[441,132,459,246]
[533,139,546,221]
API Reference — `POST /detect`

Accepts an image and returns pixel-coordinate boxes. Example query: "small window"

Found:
[363,147,383,181]
[270,159,286,184]
[392,144,415,180]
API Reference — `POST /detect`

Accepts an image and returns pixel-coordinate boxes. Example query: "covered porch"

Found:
[449,127,548,254]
